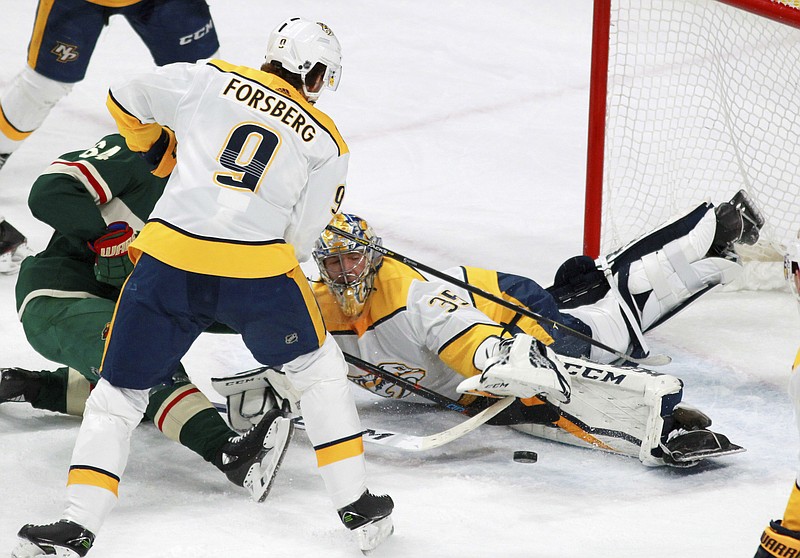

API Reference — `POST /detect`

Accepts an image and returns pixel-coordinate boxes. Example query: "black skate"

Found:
[338,490,395,554]
[213,409,293,503]
[710,189,766,257]
[0,368,43,403]
[660,404,744,467]
[13,520,95,558]
[0,153,9,171]
[0,218,31,274]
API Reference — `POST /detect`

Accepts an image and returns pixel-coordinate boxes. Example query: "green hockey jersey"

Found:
[16,134,167,317]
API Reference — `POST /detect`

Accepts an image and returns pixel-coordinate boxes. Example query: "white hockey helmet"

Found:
[313,213,383,318]
[785,231,800,309]
[264,17,342,103]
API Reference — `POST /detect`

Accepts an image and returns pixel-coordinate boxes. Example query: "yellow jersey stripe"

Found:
[86,0,142,6]
[463,267,555,345]
[439,323,510,378]
[207,60,349,156]
[26,0,56,69]
[128,220,299,278]
[783,482,800,530]
[98,273,130,375]
[288,267,326,348]
[793,347,800,371]
[67,466,120,497]
[315,433,364,467]
[106,92,165,152]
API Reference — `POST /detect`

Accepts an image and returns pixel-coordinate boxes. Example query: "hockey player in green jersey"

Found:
[3,133,292,504]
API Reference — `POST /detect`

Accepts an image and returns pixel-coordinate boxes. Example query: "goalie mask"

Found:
[264,18,342,103]
[313,213,383,318]
[785,232,800,309]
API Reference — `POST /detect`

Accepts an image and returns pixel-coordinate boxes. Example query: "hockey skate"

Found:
[338,490,395,554]
[660,404,745,467]
[13,520,95,558]
[0,218,33,274]
[213,408,293,502]
[0,153,9,171]
[0,368,43,403]
[710,189,765,258]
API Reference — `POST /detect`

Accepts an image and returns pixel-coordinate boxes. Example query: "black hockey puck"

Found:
[513,450,538,463]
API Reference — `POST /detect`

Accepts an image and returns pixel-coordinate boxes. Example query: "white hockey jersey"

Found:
[107,59,348,277]
[313,259,555,403]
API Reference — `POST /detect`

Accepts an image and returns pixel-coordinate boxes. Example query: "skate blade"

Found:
[357,515,394,555]
[245,417,294,503]
[12,539,80,558]
[669,442,746,464]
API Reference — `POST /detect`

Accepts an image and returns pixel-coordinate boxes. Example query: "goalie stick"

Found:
[326,225,671,366]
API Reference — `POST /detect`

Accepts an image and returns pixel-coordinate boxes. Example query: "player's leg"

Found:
[122,0,219,65]
[227,267,394,551]
[11,296,112,415]
[0,0,104,165]
[551,196,759,361]
[14,255,207,556]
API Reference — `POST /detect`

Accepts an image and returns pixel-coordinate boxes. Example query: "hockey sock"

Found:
[145,382,234,463]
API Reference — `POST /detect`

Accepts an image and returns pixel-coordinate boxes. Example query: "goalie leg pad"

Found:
[510,357,683,465]
[211,366,301,433]
[609,202,742,333]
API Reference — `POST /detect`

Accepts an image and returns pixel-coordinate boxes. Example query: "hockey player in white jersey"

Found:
[216,196,761,469]
[14,18,392,558]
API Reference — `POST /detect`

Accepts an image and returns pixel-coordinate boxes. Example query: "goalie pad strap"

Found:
[663,241,706,294]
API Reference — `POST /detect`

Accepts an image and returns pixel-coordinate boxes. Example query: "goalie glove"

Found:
[756,520,800,557]
[211,367,301,433]
[457,334,572,404]
[87,221,135,287]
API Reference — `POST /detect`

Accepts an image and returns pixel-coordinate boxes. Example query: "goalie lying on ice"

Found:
[216,198,759,467]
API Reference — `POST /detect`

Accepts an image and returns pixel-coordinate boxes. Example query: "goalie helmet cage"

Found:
[583,0,800,289]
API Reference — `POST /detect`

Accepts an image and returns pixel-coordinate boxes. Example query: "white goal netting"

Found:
[596,0,800,289]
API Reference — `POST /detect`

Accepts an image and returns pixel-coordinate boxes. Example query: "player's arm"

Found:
[284,153,348,262]
[28,136,136,240]
[106,63,195,176]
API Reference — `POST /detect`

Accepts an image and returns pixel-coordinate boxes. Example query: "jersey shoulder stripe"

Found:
[41,159,112,204]
[206,59,349,156]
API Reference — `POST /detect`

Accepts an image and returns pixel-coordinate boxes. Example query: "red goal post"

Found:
[583,0,800,289]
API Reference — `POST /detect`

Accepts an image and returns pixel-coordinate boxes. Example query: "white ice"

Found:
[0,1,796,557]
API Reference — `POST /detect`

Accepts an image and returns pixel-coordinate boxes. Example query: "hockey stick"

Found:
[212,396,513,452]
[358,396,514,451]
[326,225,670,366]
[343,352,476,416]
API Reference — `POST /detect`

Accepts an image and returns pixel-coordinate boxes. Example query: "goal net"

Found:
[583,0,800,289]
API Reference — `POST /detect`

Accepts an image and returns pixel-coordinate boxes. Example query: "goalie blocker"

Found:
[213,357,743,467]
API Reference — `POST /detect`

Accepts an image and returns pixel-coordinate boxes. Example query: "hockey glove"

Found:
[457,334,572,404]
[141,127,177,178]
[211,367,301,433]
[88,222,135,288]
[755,520,800,557]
